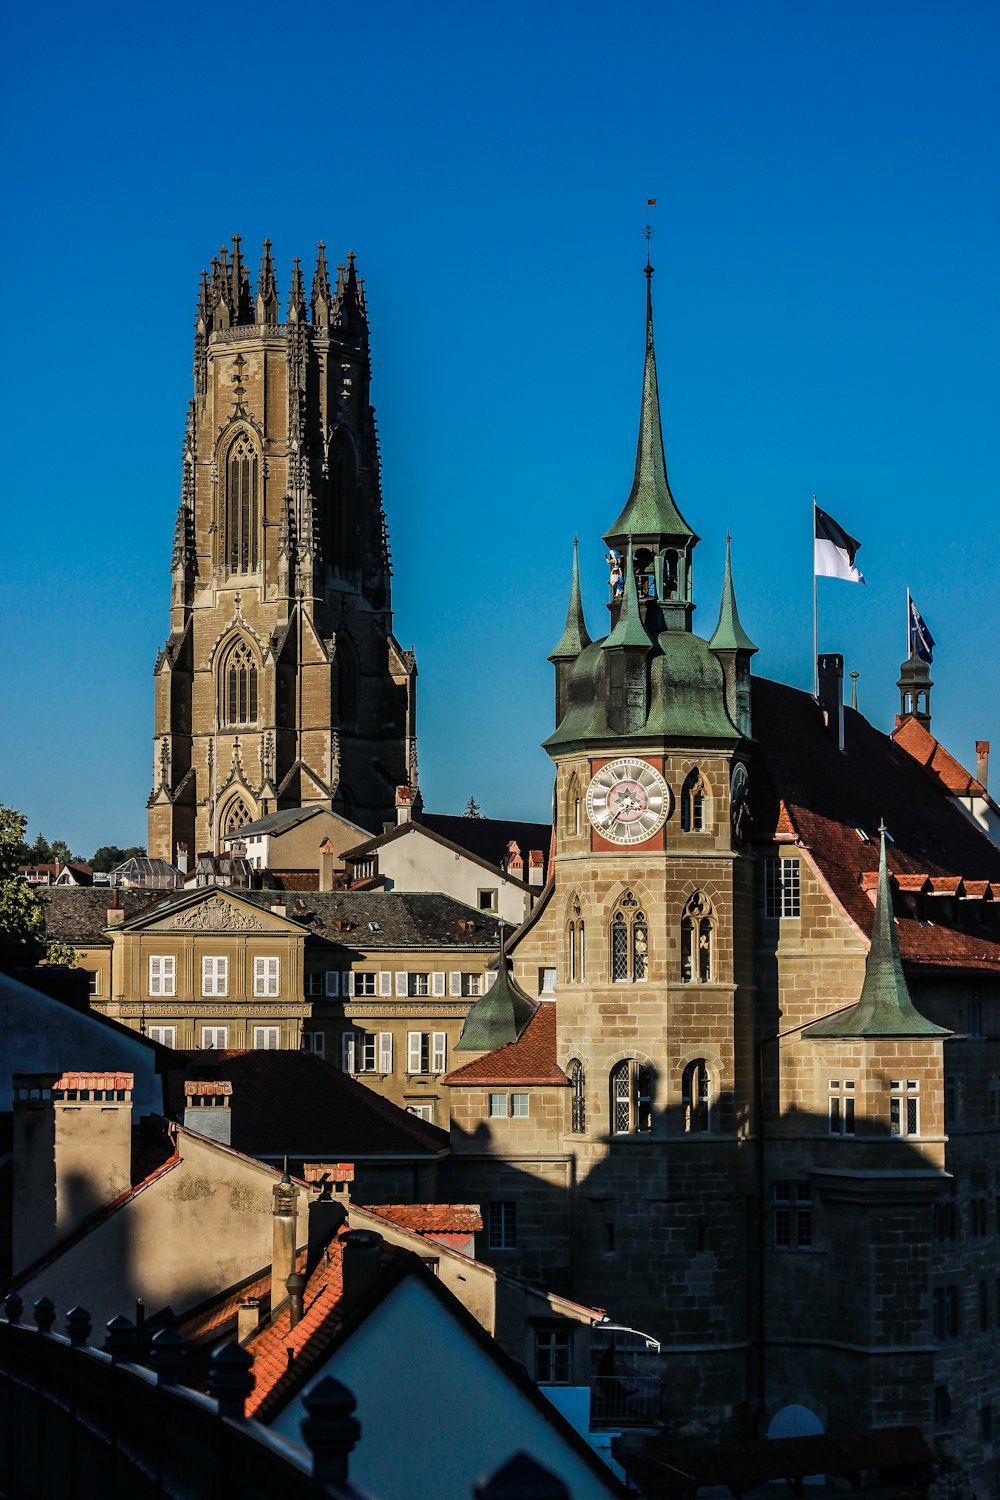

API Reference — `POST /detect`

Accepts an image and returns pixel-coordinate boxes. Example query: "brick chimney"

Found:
[11,1071,134,1276]
[817,653,845,752]
[270,898,287,919]
[175,842,189,876]
[183,1080,233,1145]
[107,888,124,927]
[527,850,544,887]
[976,741,990,790]
[395,786,413,825]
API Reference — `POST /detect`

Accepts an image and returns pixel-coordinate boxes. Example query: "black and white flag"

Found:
[814,506,865,583]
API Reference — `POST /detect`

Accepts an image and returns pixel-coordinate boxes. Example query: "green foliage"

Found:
[0,802,78,966]
[90,844,146,874]
[25,832,83,866]
[464,796,483,818]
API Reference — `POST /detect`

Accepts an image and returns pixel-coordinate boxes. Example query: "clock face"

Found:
[586,758,671,845]
[730,762,750,846]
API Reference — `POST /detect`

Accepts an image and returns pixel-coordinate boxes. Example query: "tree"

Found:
[90,844,146,874]
[23,831,84,867]
[0,804,78,966]
[464,796,483,818]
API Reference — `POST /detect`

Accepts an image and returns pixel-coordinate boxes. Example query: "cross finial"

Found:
[878,817,887,837]
[644,197,656,273]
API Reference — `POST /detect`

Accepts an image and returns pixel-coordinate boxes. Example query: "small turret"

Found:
[229,234,254,325]
[896,651,933,731]
[709,534,757,737]
[602,540,653,734]
[548,539,592,728]
[287,257,307,325]
[336,251,367,338]
[311,242,332,327]
[256,239,278,324]
[213,245,232,330]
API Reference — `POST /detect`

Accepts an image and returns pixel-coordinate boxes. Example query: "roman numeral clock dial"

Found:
[585,758,671,845]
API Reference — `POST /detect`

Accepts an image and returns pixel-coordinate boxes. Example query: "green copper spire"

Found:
[454,950,537,1052]
[808,829,949,1038]
[548,537,592,662]
[603,540,654,651]
[603,266,697,546]
[709,535,758,654]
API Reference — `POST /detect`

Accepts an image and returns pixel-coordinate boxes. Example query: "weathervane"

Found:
[644,197,656,271]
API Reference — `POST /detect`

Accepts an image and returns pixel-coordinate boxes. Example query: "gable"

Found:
[130,890,304,936]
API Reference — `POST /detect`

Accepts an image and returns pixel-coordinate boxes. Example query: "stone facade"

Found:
[148,237,417,863]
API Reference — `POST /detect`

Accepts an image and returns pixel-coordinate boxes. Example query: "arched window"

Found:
[578,920,586,981]
[680,770,709,832]
[566,773,583,837]
[680,892,713,984]
[568,1059,586,1134]
[610,891,648,983]
[221,797,253,838]
[222,639,259,725]
[682,1059,711,1133]
[663,549,679,601]
[610,1059,652,1135]
[226,432,260,572]
[568,921,576,983]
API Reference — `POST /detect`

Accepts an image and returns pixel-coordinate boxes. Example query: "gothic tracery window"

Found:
[610,891,648,983]
[568,1059,586,1134]
[222,638,259,725]
[680,769,709,832]
[682,1059,711,1133]
[226,431,260,572]
[221,797,253,838]
[680,892,714,984]
[610,1059,652,1135]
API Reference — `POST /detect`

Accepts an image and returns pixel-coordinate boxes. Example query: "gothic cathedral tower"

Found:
[542,261,759,1420]
[148,237,417,862]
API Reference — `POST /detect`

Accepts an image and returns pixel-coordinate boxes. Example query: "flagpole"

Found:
[812,496,818,697]
[905,586,911,660]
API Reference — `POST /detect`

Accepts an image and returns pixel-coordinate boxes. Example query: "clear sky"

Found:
[2,0,998,854]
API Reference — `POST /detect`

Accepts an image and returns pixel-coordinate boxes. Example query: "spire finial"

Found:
[709,532,758,656]
[312,241,332,326]
[548,537,592,662]
[287,256,307,324]
[257,239,278,323]
[850,669,860,710]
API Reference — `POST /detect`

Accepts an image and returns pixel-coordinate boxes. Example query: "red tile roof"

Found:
[752,678,1000,974]
[366,1204,483,1235]
[177,1263,277,1344]
[891,715,988,796]
[443,1003,568,1085]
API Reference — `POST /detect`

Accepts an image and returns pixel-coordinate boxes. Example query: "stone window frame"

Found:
[609,1054,653,1136]
[535,1327,573,1385]
[220,425,262,575]
[608,889,649,985]
[889,1078,920,1138]
[765,856,801,920]
[488,1201,517,1250]
[773,1180,813,1250]
[567,1059,586,1134]
[148,954,176,998]
[679,767,711,833]
[828,1078,856,1136]
[201,955,229,998]
[680,890,714,984]
[681,1058,712,1134]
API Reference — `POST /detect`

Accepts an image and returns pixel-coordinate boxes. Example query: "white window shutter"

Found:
[449,971,462,997]
[432,1032,447,1073]
[484,970,497,990]
[344,971,355,997]
[325,971,339,997]
[432,971,446,998]
[408,1032,422,1072]
[395,971,408,997]
[342,1032,356,1073]
[149,958,160,996]
[378,1032,394,1072]
[379,970,393,997]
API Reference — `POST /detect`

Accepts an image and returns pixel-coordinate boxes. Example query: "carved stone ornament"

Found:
[163,896,265,932]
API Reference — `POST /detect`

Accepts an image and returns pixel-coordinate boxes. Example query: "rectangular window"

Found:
[461,973,481,997]
[201,956,229,998]
[406,1104,434,1122]
[302,1031,325,1056]
[407,973,430,997]
[201,1025,228,1050]
[828,1079,856,1136]
[148,1025,176,1047]
[406,1031,447,1073]
[489,1093,507,1118]
[538,968,556,996]
[358,1033,378,1071]
[511,1093,530,1118]
[765,858,801,919]
[889,1080,919,1138]
[324,971,341,997]
[354,972,377,997]
[253,956,280,997]
[341,1032,356,1074]
[87,971,99,996]
[774,1182,812,1249]
[304,973,325,997]
[535,1328,572,1384]
[478,889,497,911]
[253,1026,280,1050]
[488,1201,517,1250]
[149,956,176,997]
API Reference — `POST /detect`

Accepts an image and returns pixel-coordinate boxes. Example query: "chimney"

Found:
[976,741,990,790]
[319,839,336,892]
[270,898,287,919]
[506,841,523,880]
[341,1228,382,1309]
[272,1165,298,1304]
[395,786,412,825]
[183,1080,233,1145]
[286,1271,306,1329]
[817,653,845,752]
[175,842,189,875]
[237,1298,261,1342]
[11,1072,134,1276]
[527,850,544,887]
[107,888,124,927]
[304,1167,352,1272]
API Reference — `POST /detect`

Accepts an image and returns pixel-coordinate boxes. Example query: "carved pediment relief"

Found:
[159,895,265,932]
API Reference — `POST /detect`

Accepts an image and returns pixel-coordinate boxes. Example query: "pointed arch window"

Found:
[610,1059,652,1135]
[568,1059,586,1134]
[221,797,253,839]
[577,919,586,981]
[568,921,576,983]
[680,770,709,833]
[226,432,260,573]
[221,638,259,726]
[680,892,714,984]
[610,891,648,983]
[682,1059,711,1133]
[663,549,680,601]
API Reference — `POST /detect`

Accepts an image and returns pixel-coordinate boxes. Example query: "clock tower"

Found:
[538,260,759,1424]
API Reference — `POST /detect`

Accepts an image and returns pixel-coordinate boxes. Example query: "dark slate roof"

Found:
[40,888,159,945]
[168,1050,449,1159]
[453,962,537,1052]
[419,814,552,865]
[238,891,502,950]
[752,676,1000,974]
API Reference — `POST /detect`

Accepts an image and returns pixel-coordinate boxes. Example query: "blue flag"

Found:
[909,596,935,663]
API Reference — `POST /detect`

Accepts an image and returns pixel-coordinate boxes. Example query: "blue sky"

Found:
[2,0,998,854]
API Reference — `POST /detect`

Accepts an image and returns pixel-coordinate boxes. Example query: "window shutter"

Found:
[201,957,211,995]
[395,971,408,998]
[312,1032,326,1056]
[379,970,393,997]
[149,958,160,996]
[269,957,280,992]
[484,970,497,990]
[408,1032,422,1072]
[378,1032,394,1073]
[325,971,339,997]
[342,1032,356,1073]
[449,971,462,997]
[432,971,446,998]
[432,1032,447,1073]
[344,971,355,997]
